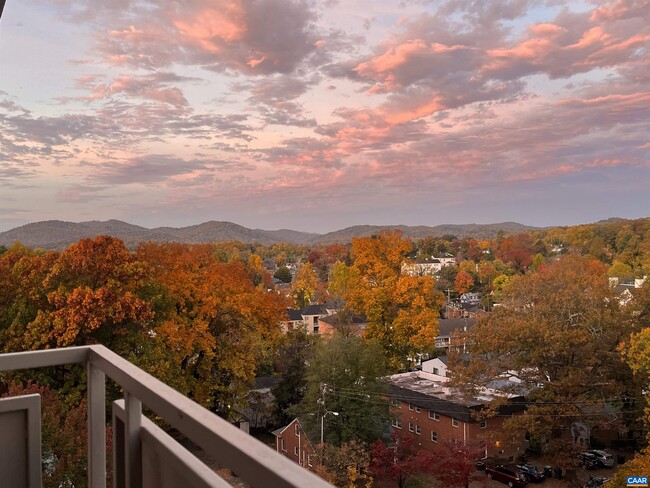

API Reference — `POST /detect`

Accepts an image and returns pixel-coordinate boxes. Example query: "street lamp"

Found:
[320,410,339,444]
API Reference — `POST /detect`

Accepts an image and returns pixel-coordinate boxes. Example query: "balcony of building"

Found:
[0,344,333,488]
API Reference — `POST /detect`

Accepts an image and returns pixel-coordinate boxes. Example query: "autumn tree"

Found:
[495,233,534,272]
[369,431,434,488]
[291,262,319,309]
[454,270,474,295]
[451,256,633,465]
[0,243,57,352]
[314,440,372,488]
[619,283,650,435]
[429,441,484,488]
[136,242,287,410]
[610,449,650,487]
[346,231,444,369]
[246,253,268,287]
[2,237,153,353]
[477,261,498,293]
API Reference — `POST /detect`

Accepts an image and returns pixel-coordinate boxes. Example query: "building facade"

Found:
[273,418,318,470]
[388,371,527,461]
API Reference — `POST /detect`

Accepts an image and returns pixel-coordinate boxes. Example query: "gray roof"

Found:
[286,308,304,321]
[319,312,367,326]
[301,304,329,316]
[388,371,526,423]
[437,318,475,337]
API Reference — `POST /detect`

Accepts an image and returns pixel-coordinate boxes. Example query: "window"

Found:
[431,431,438,443]
[415,406,421,413]
[429,410,440,421]
[480,419,487,429]
[281,438,286,451]
[415,425,421,435]
[452,418,459,428]
[408,403,414,411]
[408,422,414,432]
[294,446,299,456]
[295,423,300,436]
[392,417,402,429]
[433,367,439,375]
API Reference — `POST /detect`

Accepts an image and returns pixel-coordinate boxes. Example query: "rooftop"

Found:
[388,371,526,422]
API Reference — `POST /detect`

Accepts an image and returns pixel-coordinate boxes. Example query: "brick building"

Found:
[272,418,317,470]
[387,370,527,461]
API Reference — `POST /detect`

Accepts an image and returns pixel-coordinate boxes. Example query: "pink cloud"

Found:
[173,3,247,53]
[93,0,319,75]
[76,73,190,107]
[483,7,650,79]
[591,0,650,22]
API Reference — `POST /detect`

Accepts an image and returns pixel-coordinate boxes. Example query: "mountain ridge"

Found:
[0,219,549,250]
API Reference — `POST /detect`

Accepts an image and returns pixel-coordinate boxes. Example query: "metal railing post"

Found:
[87,362,106,488]
[125,392,142,488]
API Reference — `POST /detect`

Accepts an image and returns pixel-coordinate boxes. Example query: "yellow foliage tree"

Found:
[291,262,319,309]
[346,231,443,369]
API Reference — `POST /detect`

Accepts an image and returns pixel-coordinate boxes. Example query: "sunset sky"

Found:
[0,0,648,233]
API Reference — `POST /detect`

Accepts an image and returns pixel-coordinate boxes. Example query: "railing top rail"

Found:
[0,345,333,488]
[0,346,89,371]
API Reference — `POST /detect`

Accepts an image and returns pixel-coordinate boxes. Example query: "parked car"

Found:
[516,464,546,483]
[579,452,599,470]
[486,465,529,487]
[586,450,615,468]
[585,476,610,487]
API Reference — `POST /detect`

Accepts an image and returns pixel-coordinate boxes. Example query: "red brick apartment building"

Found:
[273,418,317,470]
[388,371,527,461]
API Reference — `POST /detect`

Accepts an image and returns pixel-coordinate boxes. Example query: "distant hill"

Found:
[0,219,539,250]
[311,222,539,244]
[0,220,319,249]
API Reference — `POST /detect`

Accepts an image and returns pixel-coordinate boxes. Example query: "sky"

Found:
[0,0,648,233]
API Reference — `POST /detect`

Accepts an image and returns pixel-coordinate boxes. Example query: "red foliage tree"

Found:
[369,431,434,488]
[429,441,484,488]
[495,233,534,272]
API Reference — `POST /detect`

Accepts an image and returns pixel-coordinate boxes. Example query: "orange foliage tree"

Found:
[136,242,288,409]
[2,237,152,352]
[346,231,443,370]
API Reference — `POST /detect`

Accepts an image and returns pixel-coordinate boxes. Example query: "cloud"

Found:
[76,72,195,107]
[236,74,320,126]
[89,0,320,75]
[83,154,255,187]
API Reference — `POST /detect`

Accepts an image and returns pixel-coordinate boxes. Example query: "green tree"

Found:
[297,334,388,445]
[273,265,292,283]
[272,328,314,425]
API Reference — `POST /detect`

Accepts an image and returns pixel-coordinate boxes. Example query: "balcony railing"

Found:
[0,345,333,488]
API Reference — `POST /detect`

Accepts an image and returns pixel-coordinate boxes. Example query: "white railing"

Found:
[0,345,333,488]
